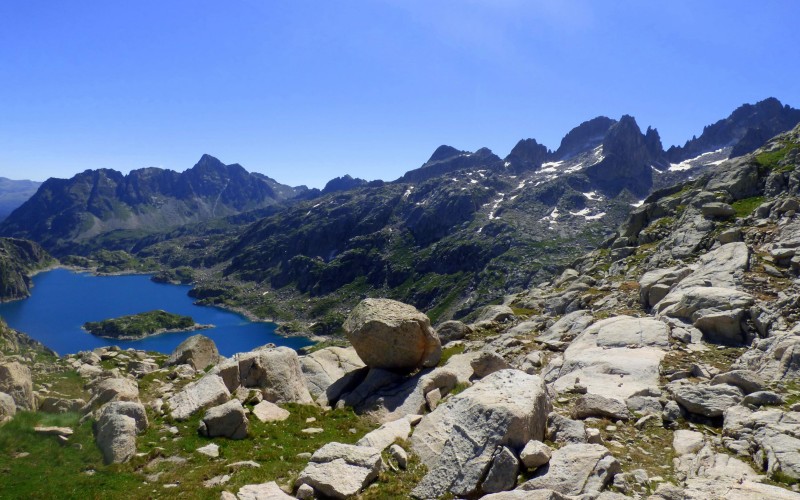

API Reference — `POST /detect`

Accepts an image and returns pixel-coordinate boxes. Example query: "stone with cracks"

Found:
[481,446,520,494]
[0,361,35,410]
[97,401,148,433]
[553,316,668,400]
[237,347,314,404]
[673,429,705,456]
[167,374,230,421]
[670,382,744,418]
[710,370,766,395]
[519,443,621,496]
[295,442,382,499]
[547,413,588,444]
[164,334,220,370]
[198,400,248,440]
[344,298,441,371]
[410,370,551,499]
[300,346,365,406]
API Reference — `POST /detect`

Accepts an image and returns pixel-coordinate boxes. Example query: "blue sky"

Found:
[0,1,797,188]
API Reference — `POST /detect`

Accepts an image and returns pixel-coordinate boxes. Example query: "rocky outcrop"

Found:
[669,381,744,418]
[519,443,621,496]
[344,298,441,371]
[300,346,365,406]
[410,370,551,498]
[237,347,313,404]
[167,374,231,421]
[164,334,220,370]
[0,361,34,410]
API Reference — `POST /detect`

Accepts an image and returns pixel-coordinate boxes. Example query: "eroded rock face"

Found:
[410,370,551,499]
[238,347,313,404]
[0,361,34,410]
[300,346,365,406]
[164,334,220,370]
[519,443,621,496]
[295,442,382,499]
[723,406,800,481]
[344,298,441,371]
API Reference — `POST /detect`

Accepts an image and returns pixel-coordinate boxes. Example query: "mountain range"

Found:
[1,97,799,323]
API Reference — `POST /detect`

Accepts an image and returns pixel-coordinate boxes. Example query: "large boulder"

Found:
[0,361,35,410]
[657,287,754,344]
[295,443,382,499]
[300,346,366,406]
[97,401,148,433]
[167,374,230,421]
[238,347,314,404]
[95,413,137,464]
[519,444,621,496]
[410,370,551,499]
[710,370,767,395]
[343,298,441,371]
[164,334,220,370]
[572,394,631,421]
[198,400,249,440]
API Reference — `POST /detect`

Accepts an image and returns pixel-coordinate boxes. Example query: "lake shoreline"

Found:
[84,322,214,341]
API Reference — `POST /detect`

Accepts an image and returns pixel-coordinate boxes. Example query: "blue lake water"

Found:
[0,268,312,356]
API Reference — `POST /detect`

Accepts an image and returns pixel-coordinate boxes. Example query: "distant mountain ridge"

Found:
[0,154,307,255]
[0,177,41,222]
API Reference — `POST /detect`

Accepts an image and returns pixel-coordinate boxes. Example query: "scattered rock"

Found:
[295,442,382,499]
[572,394,631,421]
[673,429,704,456]
[742,391,784,407]
[670,382,744,417]
[470,351,511,378]
[237,481,294,500]
[196,443,220,458]
[477,305,516,323]
[520,440,552,469]
[709,370,766,395]
[436,320,472,344]
[251,400,290,423]
[198,400,249,440]
[389,444,407,469]
[356,417,411,451]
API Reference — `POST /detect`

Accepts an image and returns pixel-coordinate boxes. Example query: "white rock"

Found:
[238,347,313,404]
[519,443,621,496]
[196,443,220,458]
[252,400,290,423]
[295,443,382,499]
[673,429,705,456]
[520,440,552,469]
[355,418,410,451]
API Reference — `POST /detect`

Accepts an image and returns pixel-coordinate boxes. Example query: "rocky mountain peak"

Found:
[503,138,549,172]
[666,97,800,163]
[427,145,465,164]
[321,175,368,195]
[554,116,617,160]
[398,146,502,184]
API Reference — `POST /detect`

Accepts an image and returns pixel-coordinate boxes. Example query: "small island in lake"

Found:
[83,310,213,340]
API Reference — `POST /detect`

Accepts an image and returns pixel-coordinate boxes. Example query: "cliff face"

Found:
[0,238,52,301]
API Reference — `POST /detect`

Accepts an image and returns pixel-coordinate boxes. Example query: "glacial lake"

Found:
[0,268,312,356]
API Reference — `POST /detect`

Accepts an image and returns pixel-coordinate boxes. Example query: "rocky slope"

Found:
[0,155,308,256]
[0,238,53,301]
[0,178,41,222]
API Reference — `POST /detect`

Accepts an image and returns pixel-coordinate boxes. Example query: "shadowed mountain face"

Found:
[0,237,52,301]
[0,155,306,255]
[666,97,800,163]
[0,178,41,222]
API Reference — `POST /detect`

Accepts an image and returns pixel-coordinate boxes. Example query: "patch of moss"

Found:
[731,196,766,218]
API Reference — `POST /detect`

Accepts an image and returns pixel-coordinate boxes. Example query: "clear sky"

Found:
[0,1,797,188]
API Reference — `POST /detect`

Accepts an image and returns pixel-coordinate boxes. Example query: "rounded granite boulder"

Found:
[344,298,441,371]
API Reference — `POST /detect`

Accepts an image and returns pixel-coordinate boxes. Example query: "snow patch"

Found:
[402,186,414,200]
[488,193,505,220]
[582,191,601,201]
[668,148,726,172]
[630,199,645,208]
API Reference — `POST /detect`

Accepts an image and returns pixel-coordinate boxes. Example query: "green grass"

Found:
[756,140,799,172]
[0,403,377,500]
[731,196,766,218]
[438,343,465,366]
